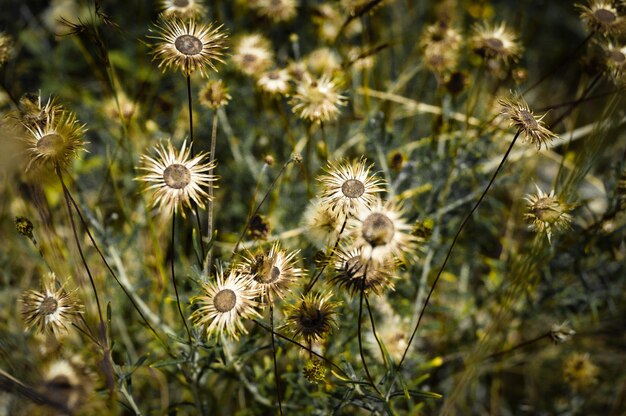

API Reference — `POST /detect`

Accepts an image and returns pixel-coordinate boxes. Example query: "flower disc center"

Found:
[520,110,539,129]
[173,0,190,7]
[163,163,191,189]
[40,296,59,315]
[484,37,504,52]
[362,213,395,247]
[532,197,562,223]
[610,50,625,63]
[341,179,365,198]
[37,133,64,157]
[175,35,203,56]
[345,256,365,278]
[594,8,616,23]
[213,289,236,313]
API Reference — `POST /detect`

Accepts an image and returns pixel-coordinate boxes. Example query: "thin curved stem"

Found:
[364,295,389,368]
[269,298,284,415]
[204,111,219,274]
[358,269,382,396]
[303,217,348,295]
[171,215,192,342]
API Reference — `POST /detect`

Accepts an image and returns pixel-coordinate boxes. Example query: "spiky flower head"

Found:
[305,47,342,77]
[349,198,418,265]
[331,246,395,296]
[190,267,261,340]
[498,95,557,149]
[22,103,87,172]
[199,79,231,109]
[290,75,347,123]
[284,291,339,344]
[136,140,216,216]
[470,22,522,65]
[601,41,626,84]
[302,358,326,384]
[563,352,599,390]
[302,198,343,249]
[150,18,227,77]
[524,186,573,243]
[158,0,206,19]
[318,158,385,217]
[257,68,291,96]
[252,0,298,23]
[237,242,304,303]
[15,216,34,239]
[420,21,462,75]
[550,321,576,344]
[21,272,83,336]
[232,34,274,77]
[577,1,625,37]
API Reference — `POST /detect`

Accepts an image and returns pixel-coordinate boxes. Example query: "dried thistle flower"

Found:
[524,186,573,243]
[601,41,626,84]
[290,75,347,123]
[18,93,62,130]
[498,95,557,149]
[136,140,216,216]
[318,158,385,217]
[232,34,274,77]
[419,21,462,75]
[563,352,599,390]
[349,198,418,265]
[302,198,343,249]
[252,0,298,23]
[305,47,342,76]
[577,0,625,37]
[199,79,231,109]
[22,104,87,172]
[21,272,83,335]
[257,68,291,96]
[158,0,206,19]
[190,267,261,340]
[470,22,522,65]
[284,291,339,344]
[15,216,34,239]
[150,18,227,77]
[550,321,576,344]
[331,246,395,296]
[102,91,139,122]
[238,242,304,302]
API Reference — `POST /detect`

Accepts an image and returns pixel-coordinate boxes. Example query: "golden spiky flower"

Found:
[22,105,87,172]
[524,186,573,243]
[601,41,626,84]
[419,21,462,75]
[257,69,291,96]
[252,0,298,23]
[21,272,83,335]
[150,18,227,77]
[470,22,522,64]
[238,242,304,302]
[190,267,261,340]
[290,75,347,123]
[349,198,417,265]
[158,0,206,19]
[284,291,339,344]
[232,34,274,77]
[563,352,599,390]
[302,198,343,248]
[199,79,231,109]
[318,158,385,217]
[331,246,395,296]
[136,140,216,216]
[498,95,557,149]
[577,1,625,37]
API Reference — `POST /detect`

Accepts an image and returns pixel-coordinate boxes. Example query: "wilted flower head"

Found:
[470,22,522,65]
[550,321,576,344]
[290,75,347,123]
[349,198,418,265]
[252,0,298,23]
[577,0,625,37]
[563,352,599,390]
[302,198,343,248]
[21,272,83,335]
[158,0,206,19]
[232,34,274,77]
[524,186,573,243]
[306,47,342,76]
[498,95,557,149]
[21,100,87,172]
[199,79,231,109]
[150,18,227,77]
[136,140,216,216]
[190,266,261,340]
[420,21,462,75]
[601,41,626,84]
[285,291,339,344]
[331,246,395,296]
[257,68,291,96]
[238,242,304,302]
[318,158,385,217]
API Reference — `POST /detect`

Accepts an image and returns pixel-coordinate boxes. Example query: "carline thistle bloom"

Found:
[577,0,626,37]
[158,0,206,20]
[284,291,339,344]
[331,246,395,297]
[136,140,216,216]
[524,186,573,243]
[498,95,557,149]
[470,22,522,65]
[198,79,231,109]
[349,198,418,265]
[302,198,343,249]
[290,75,347,123]
[232,34,274,77]
[21,272,83,335]
[190,267,261,340]
[150,18,227,77]
[318,158,385,217]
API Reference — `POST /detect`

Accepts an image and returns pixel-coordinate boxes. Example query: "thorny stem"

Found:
[391,130,522,389]
[232,157,295,256]
[303,217,348,295]
[204,111,219,274]
[269,298,284,416]
[171,215,192,342]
